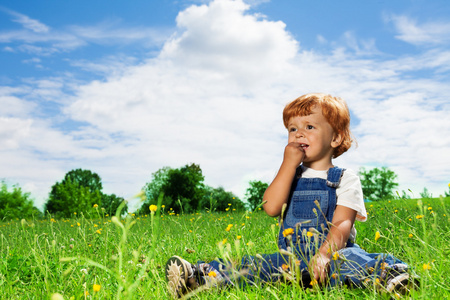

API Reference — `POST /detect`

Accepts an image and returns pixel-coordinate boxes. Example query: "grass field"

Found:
[1,196,449,299]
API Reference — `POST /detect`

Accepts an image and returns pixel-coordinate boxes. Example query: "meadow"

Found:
[1,196,449,300]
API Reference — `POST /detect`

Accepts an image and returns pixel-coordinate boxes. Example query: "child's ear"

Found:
[331,133,342,148]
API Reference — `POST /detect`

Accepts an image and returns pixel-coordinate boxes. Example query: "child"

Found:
[165,93,417,298]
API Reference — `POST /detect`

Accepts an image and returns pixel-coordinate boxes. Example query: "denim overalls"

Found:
[207,166,407,288]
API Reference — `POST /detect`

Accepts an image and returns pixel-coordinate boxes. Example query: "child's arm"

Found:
[263,142,304,217]
[308,205,357,283]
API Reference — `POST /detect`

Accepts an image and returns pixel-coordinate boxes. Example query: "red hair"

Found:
[282,93,353,158]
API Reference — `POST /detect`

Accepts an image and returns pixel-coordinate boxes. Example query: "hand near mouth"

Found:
[283,142,306,168]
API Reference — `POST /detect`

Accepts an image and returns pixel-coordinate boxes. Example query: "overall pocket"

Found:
[284,190,329,229]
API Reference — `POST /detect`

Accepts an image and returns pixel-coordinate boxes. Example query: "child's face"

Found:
[287,106,341,170]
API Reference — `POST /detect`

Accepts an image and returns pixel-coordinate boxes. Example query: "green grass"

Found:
[1,196,449,299]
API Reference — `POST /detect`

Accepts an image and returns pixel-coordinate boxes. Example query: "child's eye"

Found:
[306,125,314,130]
[289,127,297,132]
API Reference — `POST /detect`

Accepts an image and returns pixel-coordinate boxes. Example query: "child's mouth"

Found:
[300,144,309,150]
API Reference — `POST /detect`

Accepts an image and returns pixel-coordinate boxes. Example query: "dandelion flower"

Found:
[77,222,81,227]
[93,204,98,208]
[281,264,289,271]
[375,231,381,241]
[282,228,294,237]
[149,205,157,212]
[306,231,313,238]
[408,233,413,238]
[93,284,101,292]
[428,207,432,211]
[416,215,424,219]
[236,235,242,240]
[423,263,431,270]
[332,252,339,260]
[310,279,318,286]
[96,229,101,234]
[208,271,217,277]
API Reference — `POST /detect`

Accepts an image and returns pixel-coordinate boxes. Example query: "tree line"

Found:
[2,165,447,220]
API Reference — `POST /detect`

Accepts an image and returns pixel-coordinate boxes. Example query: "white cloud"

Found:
[1,0,450,210]
[7,9,50,33]
[387,14,450,46]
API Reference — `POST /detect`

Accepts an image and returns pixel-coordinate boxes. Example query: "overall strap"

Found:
[326,167,345,188]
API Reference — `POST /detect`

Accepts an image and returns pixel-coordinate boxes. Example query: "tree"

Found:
[199,186,246,212]
[0,181,41,220]
[44,169,104,218]
[140,164,205,214]
[245,180,269,211]
[162,163,205,213]
[359,167,399,201]
[102,193,127,216]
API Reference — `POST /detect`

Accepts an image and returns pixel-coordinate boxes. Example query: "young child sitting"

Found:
[165,93,418,298]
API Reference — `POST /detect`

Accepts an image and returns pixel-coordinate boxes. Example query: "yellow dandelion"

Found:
[77,222,81,227]
[281,264,289,271]
[306,231,314,238]
[310,279,318,286]
[93,204,98,208]
[96,229,101,234]
[416,215,424,219]
[282,228,294,237]
[428,207,432,211]
[222,238,227,245]
[225,208,230,211]
[228,203,231,206]
[423,263,431,270]
[408,218,412,221]
[93,284,101,292]
[236,235,242,240]
[189,230,192,233]
[149,205,157,212]
[208,271,217,277]
[394,210,398,213]
[332,252,339,261]
[375,231,381,241]
[74,212,77,215]
[331,273,338,279]
[408,233,413,238]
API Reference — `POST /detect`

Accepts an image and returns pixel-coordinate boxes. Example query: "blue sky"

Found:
[1,0,450,211]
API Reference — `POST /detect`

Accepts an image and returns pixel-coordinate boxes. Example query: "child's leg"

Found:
[329,245,418,294]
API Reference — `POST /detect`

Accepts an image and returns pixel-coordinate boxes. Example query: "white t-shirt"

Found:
[300,165,367,241]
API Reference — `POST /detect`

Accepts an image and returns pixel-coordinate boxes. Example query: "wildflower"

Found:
[306,231,313,238]
[225,208,230,211]
[428,207,432,211]
[423,263,431,270]
[375,231,381,241]
[208,271,217,277]
[149,205,157,212]
[225,224,233,232]
[50,218,56,223]
[228,203,231,206]
[221,238,227,245]
[281,264,289,271]
[282,228,294,237]
[96,229,101,234]
[80,268,88,274]
[310,279,318,286]
[189,230,192,233]
[93,284,101,292]
[93,204,98,208]
[74,212,77,215]
[236,235,242,240]
[394,210,398,213]
[77,222,81,227]
[332,252,339,260]
[331,273,338,279]
[408,218,412,221]
[416,215,424,219]
[408,233,413,238]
